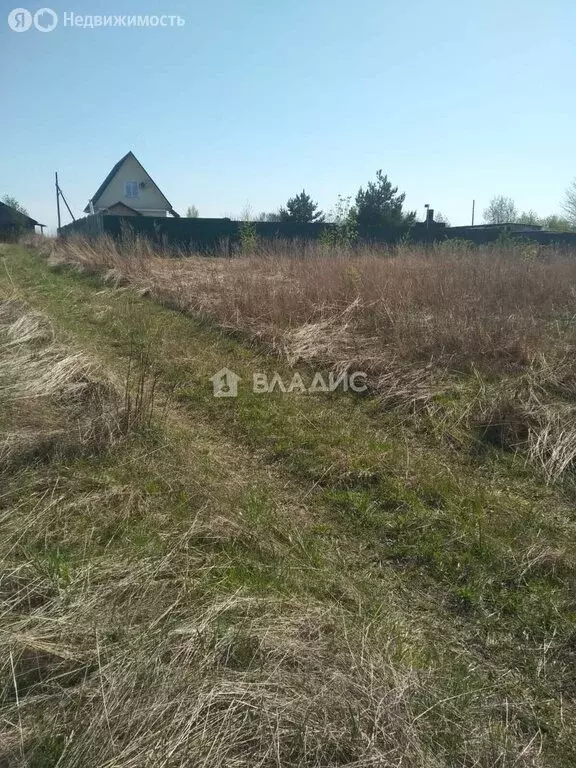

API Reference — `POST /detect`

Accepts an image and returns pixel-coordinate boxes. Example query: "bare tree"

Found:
[256,210,282,222]
[1,194,28,215]
[483,196,518,225]
[517,210,540,226]
[562,179,576,225]
[515,210,573,231]
[185,205,199,218]
[239,204,253,222]
[434,211,450,226]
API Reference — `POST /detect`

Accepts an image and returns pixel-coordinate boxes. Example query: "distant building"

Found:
[84,151,179,218]
[0,201,45,240]
[448,222,543,235]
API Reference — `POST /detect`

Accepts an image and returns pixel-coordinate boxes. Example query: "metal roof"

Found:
[0,201,44,227]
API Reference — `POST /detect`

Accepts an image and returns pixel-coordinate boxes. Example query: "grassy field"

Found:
[1,240,576,767]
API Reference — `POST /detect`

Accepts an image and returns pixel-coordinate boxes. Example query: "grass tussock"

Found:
[0,301,120,467]
[0,295,167,471]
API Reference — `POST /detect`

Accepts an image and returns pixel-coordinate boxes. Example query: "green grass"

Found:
[1,245,576,766]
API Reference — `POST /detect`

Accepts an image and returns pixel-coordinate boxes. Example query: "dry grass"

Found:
[0,293,563,767]
[0,294,167,471]
[48,235,576,480]
[48,235,576,371]
[1,562,545,768]
[0,300,120,468]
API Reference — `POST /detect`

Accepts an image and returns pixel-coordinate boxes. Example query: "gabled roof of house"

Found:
[0,201,44,226]
[84,151,178,215]
[102,201,143,216]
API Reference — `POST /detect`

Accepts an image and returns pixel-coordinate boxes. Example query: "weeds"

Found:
[0,299,164,468]
[49,235,576,482]
[1,244,576,766]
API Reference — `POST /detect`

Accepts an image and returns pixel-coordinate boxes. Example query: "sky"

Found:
[2,0,576,232]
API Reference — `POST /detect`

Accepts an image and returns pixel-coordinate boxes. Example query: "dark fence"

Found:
[60,213,105,239]
[58,214,576,251]
[102,216,237,252]
[59,214,442,251]
[443,226,576,247]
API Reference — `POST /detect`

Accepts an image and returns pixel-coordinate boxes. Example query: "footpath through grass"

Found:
[1,245,575,767]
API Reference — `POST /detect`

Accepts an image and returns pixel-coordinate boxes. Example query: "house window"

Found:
[125,181,139,199]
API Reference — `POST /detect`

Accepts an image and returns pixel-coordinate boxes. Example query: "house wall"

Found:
[0,221,35,241]
[93,155,170,216]
[0,205,37,241]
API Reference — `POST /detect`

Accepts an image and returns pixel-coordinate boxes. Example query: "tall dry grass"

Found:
[49,235,576,373]
[46,235,576,480]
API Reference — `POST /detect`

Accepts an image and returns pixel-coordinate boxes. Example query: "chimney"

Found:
[425,207,434,228]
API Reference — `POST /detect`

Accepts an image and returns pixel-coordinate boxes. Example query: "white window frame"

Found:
[125,181,139,199]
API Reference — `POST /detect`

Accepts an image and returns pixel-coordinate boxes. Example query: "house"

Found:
[0,201,45,240]
[84,151,180,218]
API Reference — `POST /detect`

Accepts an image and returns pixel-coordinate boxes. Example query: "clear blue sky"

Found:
[2,0,576,231]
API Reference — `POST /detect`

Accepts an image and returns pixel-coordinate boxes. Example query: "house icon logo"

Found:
[210,367,241,398]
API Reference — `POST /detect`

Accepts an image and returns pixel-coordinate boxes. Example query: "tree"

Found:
[434,211,450,226]
[353,170,415,227]
[325,195,354,224]
[483,195,518,225]
[562,179,576,226]
[185,205,199,218]
[1,194,28,215]
[517,210,540,226]
[542,214,573,232]
[257,210,282,222]
[279,190,324,223]
[514,210,573,231]
[321,194,358,247]
[239,204,253,222]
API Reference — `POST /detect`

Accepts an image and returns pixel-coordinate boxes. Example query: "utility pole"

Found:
[471,199,476,226]
[54,172,76,227]
[55,171,61,230]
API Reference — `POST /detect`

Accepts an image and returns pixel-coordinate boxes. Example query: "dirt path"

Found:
[1,245,575,767]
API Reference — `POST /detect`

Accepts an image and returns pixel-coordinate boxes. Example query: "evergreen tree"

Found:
[280,190,324,223]
[353,170,415,227]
